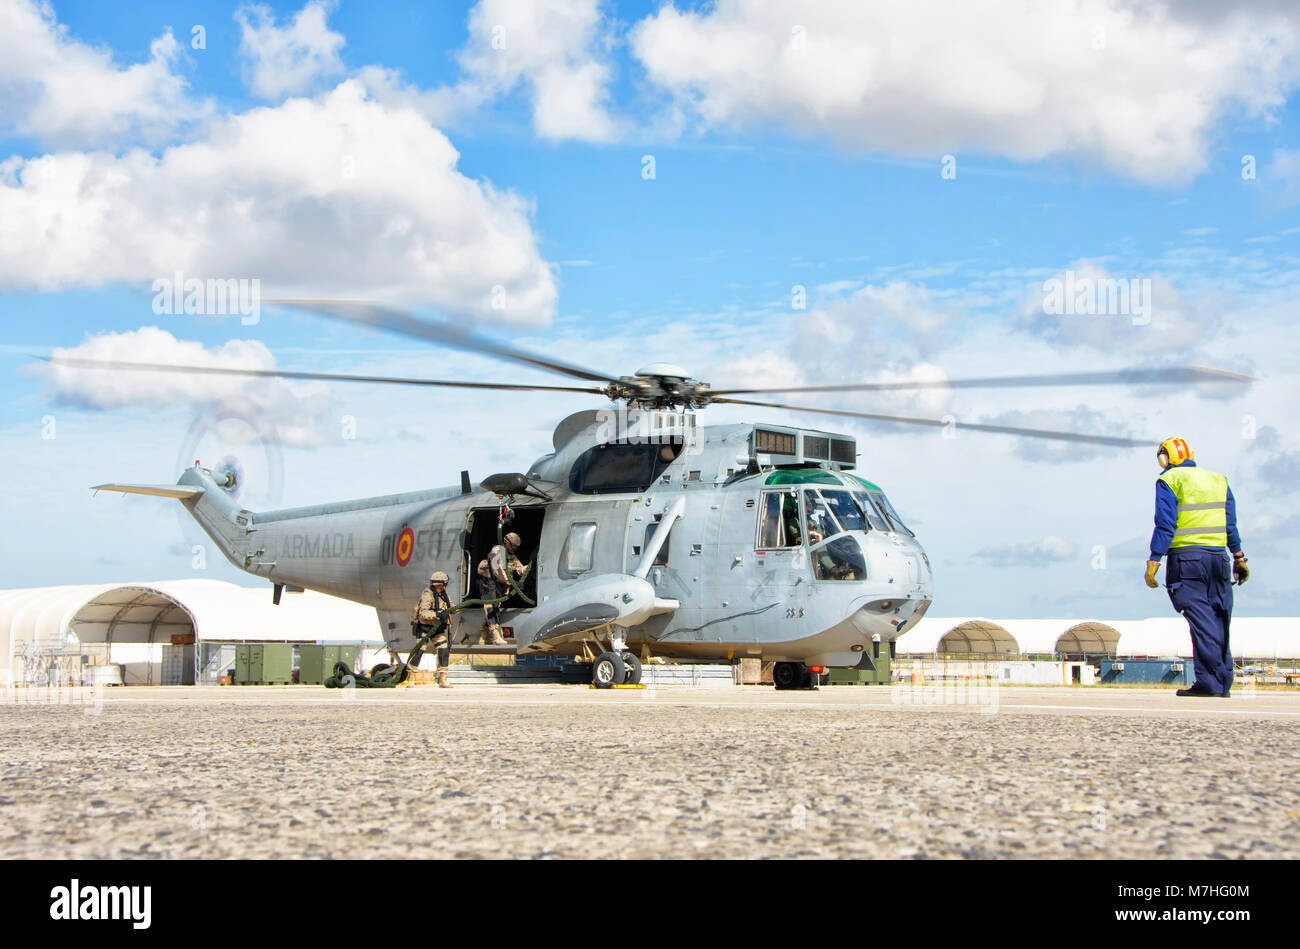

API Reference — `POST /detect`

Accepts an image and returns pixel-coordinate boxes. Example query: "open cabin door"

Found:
[458,505,548,637]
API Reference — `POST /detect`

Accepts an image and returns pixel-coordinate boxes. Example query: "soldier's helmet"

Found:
[504,532,522,548]
[430,570,449,584]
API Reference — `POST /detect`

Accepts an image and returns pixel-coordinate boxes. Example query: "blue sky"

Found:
[2,0,1299,619]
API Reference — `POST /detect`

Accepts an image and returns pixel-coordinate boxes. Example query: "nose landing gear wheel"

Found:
[620,652,642,685]
[592,651,626,689]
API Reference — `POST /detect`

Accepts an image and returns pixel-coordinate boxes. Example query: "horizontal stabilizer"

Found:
[92,483,205,500]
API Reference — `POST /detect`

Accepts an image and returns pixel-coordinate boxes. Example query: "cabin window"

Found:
[563,522,597,575]
[569,442,680,495]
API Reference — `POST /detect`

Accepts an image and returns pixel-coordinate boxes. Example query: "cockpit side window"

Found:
[757,490,798,548]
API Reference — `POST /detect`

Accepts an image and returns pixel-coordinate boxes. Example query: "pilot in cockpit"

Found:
[804,491,830,544]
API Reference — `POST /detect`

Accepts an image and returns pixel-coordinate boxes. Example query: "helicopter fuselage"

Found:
[132,410,933,668]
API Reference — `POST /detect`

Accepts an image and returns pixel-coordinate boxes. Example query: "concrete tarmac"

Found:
[2,684,1298,859]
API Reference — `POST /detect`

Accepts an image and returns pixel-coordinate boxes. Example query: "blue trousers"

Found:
[1165,547,1234,694]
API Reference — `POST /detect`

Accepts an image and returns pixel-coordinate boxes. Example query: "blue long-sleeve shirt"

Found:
[1149,460,1242,561]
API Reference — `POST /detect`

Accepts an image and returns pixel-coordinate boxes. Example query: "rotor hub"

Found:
[605,366,712,408]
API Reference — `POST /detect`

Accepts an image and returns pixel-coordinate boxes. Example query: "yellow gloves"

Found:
[1233,554,1250,585]
[1145,556,1248,587]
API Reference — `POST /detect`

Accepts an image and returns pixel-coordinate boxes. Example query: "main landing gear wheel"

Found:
[620,652,642,685]
[773,661,810,691]
[592,651,626,689]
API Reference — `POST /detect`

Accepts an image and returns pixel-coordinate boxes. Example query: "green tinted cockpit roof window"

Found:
[764,468,843,486]
[846,473,882,492]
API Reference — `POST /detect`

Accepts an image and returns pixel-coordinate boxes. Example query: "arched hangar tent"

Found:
[1,580,382,686]
[896,616,1300,660]
[895,617,1021,655]
[1054,621,1123,655]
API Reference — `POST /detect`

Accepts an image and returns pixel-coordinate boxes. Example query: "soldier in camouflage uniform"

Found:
[476,531,526,645]
[412,570,454,688]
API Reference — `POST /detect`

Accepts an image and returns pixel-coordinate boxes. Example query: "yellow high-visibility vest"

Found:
[1158,465,1229,549]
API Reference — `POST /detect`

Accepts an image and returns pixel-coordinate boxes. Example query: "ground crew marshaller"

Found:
[1144,436,1249,697]
[475,531,526,645]
[412,570,454,688]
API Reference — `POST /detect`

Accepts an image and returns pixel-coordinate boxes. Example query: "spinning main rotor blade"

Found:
[713,397,1151,447]
[41,356,605,395]
[709,365,1254,396]
[265,298,620,385]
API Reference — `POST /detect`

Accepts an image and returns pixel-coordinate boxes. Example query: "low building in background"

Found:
[0,580,382,686]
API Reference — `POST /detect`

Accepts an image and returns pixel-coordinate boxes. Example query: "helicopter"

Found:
[61,300,1252,689]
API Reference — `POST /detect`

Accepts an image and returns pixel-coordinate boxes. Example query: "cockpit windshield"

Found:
[849,492,890,532]
[868,491,914,536]
[802,488,888,535]
[802,489,837,542]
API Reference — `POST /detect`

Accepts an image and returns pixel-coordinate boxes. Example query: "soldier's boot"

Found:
[436,647,452,687]
[486,623,507,646]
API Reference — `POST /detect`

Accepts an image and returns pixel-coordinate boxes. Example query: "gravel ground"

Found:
[2,686,1298,859]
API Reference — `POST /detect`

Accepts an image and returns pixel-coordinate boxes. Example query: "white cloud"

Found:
[1245,425,1300,497]
[629,0,1300,183]
[712,350,804,394]
[366,0,619,142]
[0,81,558,324]
[973,535,1078,567]
[854,362,952,419]
[1021,260,1223,357]
[461,0,617,141]
[981,405,1142,462]
[0,0,209,147]
[800,280,960,369]
[236,1,346,100]
[45,326,332,447]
